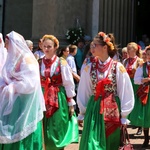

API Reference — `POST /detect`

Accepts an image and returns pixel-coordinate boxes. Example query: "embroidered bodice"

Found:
[124,56,141,78]
[39,57,62,87]
[90,57,117,97]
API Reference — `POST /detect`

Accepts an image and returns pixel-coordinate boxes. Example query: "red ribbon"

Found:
[94,78,111,114]
[43,78,59,118]
[44,78,51,105]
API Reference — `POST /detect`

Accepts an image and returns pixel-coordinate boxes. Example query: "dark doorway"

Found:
[136,0,150,41]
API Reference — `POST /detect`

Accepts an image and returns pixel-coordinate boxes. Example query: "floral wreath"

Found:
[66,27,84,44]
[98,32,114,50]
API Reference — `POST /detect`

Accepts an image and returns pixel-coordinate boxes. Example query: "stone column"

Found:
[91,0,99,38]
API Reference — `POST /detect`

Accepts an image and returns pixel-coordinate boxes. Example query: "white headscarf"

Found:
[0,33,7,72]
[0,31,45,143]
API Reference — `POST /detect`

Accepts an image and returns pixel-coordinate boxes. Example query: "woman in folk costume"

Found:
[123,42,143,135]
[39,35,79,150]
[77,31,134,150]
[133,45,150,148]
[0,31,45,150]
[0,33,7,72]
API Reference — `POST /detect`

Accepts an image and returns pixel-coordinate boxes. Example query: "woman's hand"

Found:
[72,72,80,82]
[142,77,150,83]
[69,106,74,118]
[78,120,83,127]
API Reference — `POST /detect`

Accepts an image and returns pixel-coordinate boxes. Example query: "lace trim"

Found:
[0,112,43,144]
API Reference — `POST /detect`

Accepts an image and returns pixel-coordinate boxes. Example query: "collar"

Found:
[98,57,111,65]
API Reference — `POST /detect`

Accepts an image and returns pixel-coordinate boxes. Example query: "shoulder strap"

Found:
[143,62,148,78]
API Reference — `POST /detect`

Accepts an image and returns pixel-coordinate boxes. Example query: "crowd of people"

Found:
[0,30,150,150]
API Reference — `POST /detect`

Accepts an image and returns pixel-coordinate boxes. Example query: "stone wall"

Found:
[32,0,90,45]
[2,0,138,48]
[3,0,33,39]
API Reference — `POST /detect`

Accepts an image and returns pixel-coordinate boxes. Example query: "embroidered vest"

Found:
[137,62,150,105]
[90,58,120,137]
[123,57,141,78]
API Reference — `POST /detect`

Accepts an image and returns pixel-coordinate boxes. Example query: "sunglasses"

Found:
[90,43,101,49]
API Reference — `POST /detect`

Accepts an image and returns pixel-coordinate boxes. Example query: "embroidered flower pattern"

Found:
[90,59,117,96]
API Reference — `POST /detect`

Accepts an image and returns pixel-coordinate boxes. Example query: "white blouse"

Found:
[134,62,150,85]
[66,54,77,74]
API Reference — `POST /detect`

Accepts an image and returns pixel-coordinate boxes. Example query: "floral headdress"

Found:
[98,32,114,50]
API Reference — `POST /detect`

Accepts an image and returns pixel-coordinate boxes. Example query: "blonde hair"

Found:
[41,35,59,49]
[127,42,141,57]
[122,47,127,53]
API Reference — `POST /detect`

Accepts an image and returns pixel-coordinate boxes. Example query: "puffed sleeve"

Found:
[134,66,143,85]
[116,62,135,124]
[60,58,76,106]
[77,64,93,120]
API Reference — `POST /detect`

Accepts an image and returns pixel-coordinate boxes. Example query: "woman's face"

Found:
[42,39,57,57]
[72,49,77,56]
[63,47,69,57]
[122,52,128,59]
[142,52,147,62]
[90,40,105,57]
[127,46,136,57]
[146,50,150,62]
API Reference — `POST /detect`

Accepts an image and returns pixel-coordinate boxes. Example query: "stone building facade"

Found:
[0,0,149,48]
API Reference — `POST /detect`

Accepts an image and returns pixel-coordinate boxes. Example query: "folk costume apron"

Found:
[79,58,121,150]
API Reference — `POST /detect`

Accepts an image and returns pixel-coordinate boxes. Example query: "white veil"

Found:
[0,31,45,143]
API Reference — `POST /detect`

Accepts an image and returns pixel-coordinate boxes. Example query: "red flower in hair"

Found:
[98,31,114,50]
[137,45,141,50]
[105,38,110,43]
